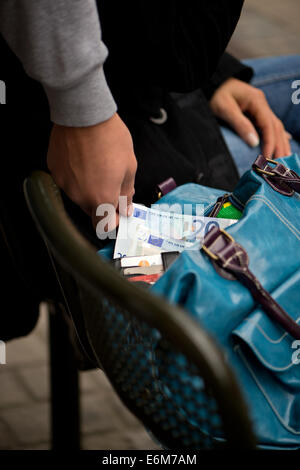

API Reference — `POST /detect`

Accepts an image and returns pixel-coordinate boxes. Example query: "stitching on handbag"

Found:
[235,335,296,371]
[223,250,245,268]
[243,316,300,344]
[247,195,300,241]
[235,345,300,435]
[248,195,300,237]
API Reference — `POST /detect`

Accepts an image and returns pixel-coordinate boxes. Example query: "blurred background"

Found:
[0,0,299,450]
[228,0,299,58]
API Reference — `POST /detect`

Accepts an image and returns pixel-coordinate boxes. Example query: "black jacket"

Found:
[99,1,253,204]
[99,0,246,92]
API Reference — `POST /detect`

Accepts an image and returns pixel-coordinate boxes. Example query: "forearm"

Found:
[0,0,117,126]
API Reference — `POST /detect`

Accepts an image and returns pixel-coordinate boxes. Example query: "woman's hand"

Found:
[210,78,291,158]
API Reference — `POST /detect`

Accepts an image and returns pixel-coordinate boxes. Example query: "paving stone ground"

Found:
[1,0,299,450]
[0,308,159,450]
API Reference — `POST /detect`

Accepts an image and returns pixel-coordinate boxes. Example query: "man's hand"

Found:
[47,113,137,231]
[210,78,291,158]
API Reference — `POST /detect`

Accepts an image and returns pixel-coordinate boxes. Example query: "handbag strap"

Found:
[156,177,177,199]
[252,155,300,196]
[207,193,229,217]
[202,226,300,340]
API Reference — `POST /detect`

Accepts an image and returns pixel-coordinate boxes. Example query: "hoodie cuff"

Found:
[44,66,117,127]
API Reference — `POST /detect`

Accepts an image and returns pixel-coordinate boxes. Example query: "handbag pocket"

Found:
[232,269,300,435]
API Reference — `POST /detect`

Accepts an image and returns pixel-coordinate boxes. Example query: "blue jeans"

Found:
[220,55,300,176]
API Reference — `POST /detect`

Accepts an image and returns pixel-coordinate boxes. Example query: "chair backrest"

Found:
[24,170,255,449]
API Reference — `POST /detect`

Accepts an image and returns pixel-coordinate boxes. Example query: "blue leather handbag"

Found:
[151,153,300,449]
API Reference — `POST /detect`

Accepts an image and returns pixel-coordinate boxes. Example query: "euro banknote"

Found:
[113,203,237,259]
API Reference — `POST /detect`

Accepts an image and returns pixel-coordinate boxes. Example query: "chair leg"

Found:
[48,302,81,450]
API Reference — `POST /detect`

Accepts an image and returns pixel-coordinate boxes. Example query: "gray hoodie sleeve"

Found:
[0,0,117,126]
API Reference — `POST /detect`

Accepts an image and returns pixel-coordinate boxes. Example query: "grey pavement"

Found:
[0,306,159,450]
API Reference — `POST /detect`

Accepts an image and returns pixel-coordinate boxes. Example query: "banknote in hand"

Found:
[114,204,237,259]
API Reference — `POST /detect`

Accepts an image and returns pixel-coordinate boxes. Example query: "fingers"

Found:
[93,204,120,239]
[245,89,276,157]
[119,154,137,217]
[260,115,291,159]
[244,89,291,159]
[272,117,292,159]
[215,94,260,148]
[92,154,137,235]
[210,80,292,160]
[91,190,120,235]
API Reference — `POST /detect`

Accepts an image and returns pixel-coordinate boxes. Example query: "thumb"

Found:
[222,96,260,148]
[118,181,135,217]
[119,164,136,217]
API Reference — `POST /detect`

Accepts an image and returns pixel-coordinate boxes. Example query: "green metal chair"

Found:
[23,170,256,450]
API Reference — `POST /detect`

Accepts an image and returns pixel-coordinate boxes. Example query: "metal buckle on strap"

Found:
[202,229,235,261]
[255,158,278,177]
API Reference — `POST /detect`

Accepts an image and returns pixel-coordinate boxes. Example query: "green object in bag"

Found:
[217,201,242,220]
